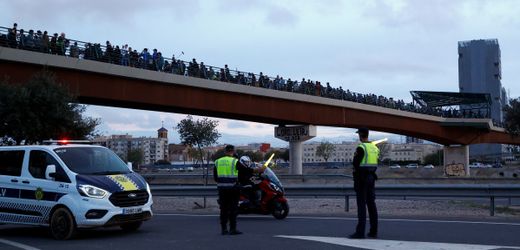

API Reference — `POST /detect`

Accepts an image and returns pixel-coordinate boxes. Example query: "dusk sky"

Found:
[2,0,519,146]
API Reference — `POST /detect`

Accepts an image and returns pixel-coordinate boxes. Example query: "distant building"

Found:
[405,136,423,144]
[303,142,358,163]
[168,144,191,162]
[236,143,271,153]
[302,142,441,164]
[389,143,441,163]
[458,39,508,159]
[93,126,169,165]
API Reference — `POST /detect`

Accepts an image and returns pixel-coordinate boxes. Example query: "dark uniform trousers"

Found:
[354,171,378,235]
[218,187,240,231]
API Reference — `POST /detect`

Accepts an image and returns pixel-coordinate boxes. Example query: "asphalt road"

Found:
[1,213,520,250]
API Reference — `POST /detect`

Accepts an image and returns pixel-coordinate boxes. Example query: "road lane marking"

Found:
[290,216,520,227]
[275,235,520,250]
[155,213,520,226]
[0,239,40,250]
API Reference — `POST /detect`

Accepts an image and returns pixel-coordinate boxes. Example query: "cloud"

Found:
[346,58,442,76]
[1,0,201,28]
[363,0,464,30]
[215,0,298,27]
[86,106,178,133]
[264,5,298,26]
[105,122,148,132]
[227,121,249,129]
[219,133,280,146]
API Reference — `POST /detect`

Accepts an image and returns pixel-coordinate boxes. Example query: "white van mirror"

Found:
[127,162,133,171]
[45,164,56,180]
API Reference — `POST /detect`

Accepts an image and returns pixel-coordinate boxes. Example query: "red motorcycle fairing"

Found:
[275,196,287,203]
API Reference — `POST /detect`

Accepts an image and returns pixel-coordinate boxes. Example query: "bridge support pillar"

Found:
[444,145,470,176]
[289,141,303,175]
[275,125,316,175]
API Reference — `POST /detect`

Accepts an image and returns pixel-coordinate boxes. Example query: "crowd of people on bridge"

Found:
[1,23,500,125]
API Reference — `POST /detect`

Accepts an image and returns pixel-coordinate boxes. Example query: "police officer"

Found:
[213,145,241,235]
[237,156,258,207]
[214,145,266,235]
[349,128,379,239]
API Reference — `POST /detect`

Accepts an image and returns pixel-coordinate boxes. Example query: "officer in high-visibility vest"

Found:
[214,145,241,235]
[213,145,266,235]
[349,128,380,239]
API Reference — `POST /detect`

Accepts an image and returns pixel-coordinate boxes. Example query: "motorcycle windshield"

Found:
[263,168,283,188]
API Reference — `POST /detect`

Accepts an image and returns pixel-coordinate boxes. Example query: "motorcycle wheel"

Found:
[272,201,289,220]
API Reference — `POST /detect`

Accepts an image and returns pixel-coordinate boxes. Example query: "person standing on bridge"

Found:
[349,128,379,239]
[214,145,266,235]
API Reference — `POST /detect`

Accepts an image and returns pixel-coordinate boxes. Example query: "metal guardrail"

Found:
[143,173,353,179]
[143,173,519,181]
[150,184,520,216]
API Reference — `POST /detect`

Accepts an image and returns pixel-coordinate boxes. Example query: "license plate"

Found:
[123,207,142,215]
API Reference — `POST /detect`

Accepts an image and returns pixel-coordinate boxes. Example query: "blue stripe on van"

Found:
[1,187,65,201]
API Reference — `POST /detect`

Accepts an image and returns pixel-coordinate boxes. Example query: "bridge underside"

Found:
[0,52,518,146]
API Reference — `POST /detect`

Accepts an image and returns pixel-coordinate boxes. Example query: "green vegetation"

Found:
[316,141,336,162]
[504,98,520,136]
[0,71,99,145]
[423,150,444,166]
[176,115,220,208]
[127,148,145,167]
[176,115,220,166]
[264,149,288,162]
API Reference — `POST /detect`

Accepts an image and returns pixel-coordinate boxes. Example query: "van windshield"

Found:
[54,147,131,175]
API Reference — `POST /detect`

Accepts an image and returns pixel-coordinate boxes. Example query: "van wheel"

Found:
[120,221,142,231]
[50,207,77,240]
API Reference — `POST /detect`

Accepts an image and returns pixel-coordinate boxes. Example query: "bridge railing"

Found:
[150,184,520,216]
[0,25,496,122]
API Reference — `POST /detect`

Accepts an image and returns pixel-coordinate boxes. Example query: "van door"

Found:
[0,149,27,224]
[18,150,71,225]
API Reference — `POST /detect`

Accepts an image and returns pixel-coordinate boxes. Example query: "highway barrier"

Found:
[150,184,520,216]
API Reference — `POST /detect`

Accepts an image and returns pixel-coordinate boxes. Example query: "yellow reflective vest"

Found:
[215,156,238,188]
[358,142,380,167]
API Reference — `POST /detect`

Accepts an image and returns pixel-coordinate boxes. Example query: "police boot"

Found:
[229,224,242,235]
[221,224,229,235]
[367,231,377,238]
[229,229,243,235]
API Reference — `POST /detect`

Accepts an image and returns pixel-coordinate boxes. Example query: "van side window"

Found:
[0,150,25,176]
[29,150,70,182]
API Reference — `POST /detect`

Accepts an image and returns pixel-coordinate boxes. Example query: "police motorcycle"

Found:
[237,156,289,220]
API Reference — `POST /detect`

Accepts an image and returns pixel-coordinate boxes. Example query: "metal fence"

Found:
[143,173,520,182]
[150,184,520,216]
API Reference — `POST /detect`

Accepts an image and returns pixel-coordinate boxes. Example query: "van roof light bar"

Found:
[42,139,93,145]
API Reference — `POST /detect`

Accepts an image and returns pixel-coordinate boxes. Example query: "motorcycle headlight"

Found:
[78,184,108,199]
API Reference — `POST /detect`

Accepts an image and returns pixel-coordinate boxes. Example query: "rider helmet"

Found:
[239,156,252,168]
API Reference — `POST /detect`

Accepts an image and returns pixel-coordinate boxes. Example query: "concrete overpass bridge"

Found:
[1,47,519,174]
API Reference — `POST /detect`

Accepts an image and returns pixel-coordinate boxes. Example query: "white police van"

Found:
[0,141,153,240]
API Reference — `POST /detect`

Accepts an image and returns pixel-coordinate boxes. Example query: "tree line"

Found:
[0,71,99,145]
